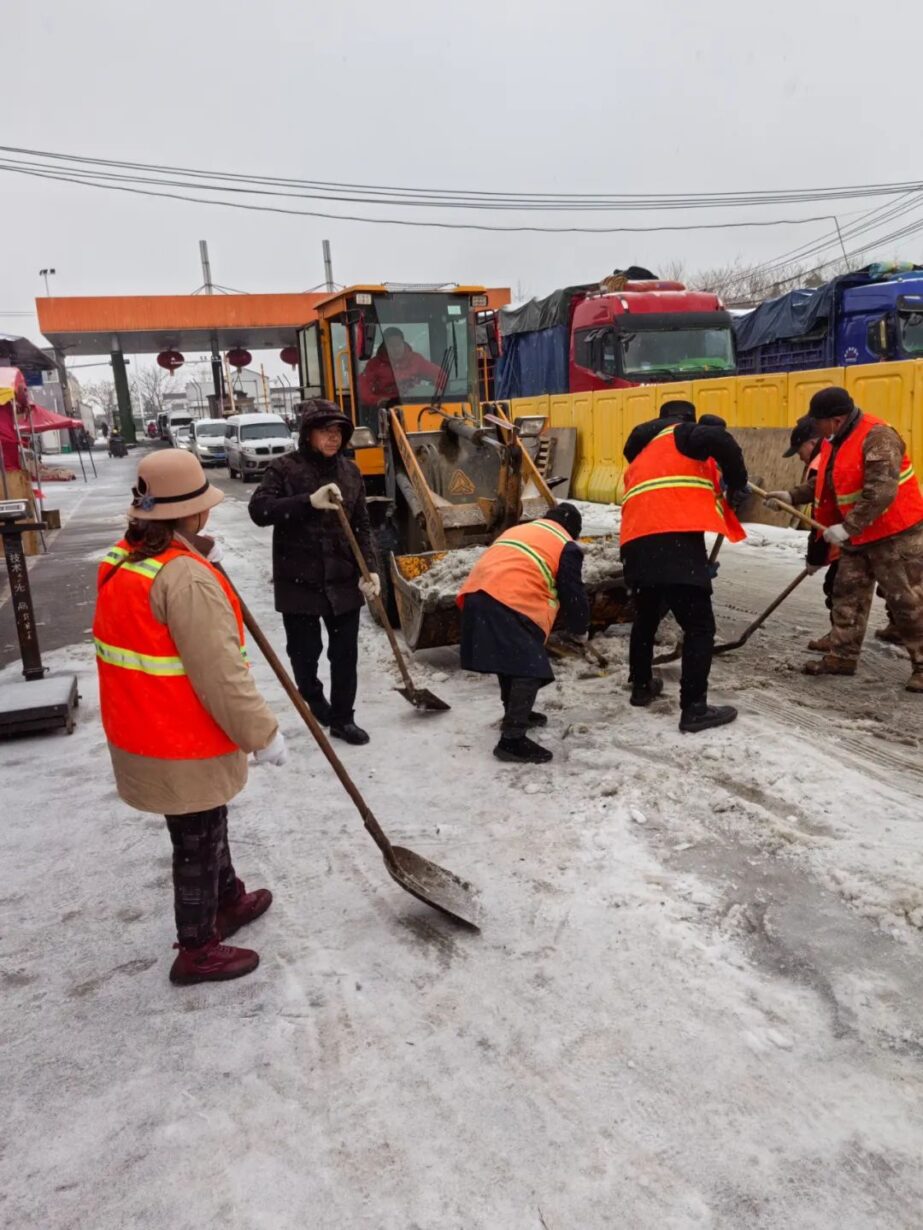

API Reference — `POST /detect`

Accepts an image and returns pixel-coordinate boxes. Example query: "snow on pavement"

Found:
[1,465,922,1228]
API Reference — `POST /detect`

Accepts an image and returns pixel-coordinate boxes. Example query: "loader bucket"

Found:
[391,551,462,651]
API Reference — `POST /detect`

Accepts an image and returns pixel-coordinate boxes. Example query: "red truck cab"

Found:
[569,281,736,391]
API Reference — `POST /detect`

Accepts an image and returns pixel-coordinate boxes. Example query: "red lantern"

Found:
[156,349,185,374]
[226,347,252,370]
[280,345,299,369]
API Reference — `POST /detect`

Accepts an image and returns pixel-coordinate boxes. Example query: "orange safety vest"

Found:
[620,425,745,546]
[813,413,923,547]
[457,518,572,638]
[93,539,247,759]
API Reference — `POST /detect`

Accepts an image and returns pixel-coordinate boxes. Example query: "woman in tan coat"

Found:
[94,450,285,985]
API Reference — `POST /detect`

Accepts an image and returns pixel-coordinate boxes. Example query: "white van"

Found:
[224,413,295,480]
[165,410,194,447]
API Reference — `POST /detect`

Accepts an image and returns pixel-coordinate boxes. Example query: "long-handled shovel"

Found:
[712,567,812,655]
[332,498,450,713]
[216,564,479,929]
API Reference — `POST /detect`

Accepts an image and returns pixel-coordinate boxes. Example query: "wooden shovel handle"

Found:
[331,498,417,694]
[749,483,828,534]
[206,558,394,857]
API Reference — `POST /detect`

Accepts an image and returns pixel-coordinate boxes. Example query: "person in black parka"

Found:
[248,400,378,745]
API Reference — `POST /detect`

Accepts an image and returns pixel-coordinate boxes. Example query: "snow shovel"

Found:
[332,498,450,713]
[218,567,480,930]
[713,567,811,655]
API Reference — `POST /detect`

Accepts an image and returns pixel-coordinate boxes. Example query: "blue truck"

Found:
[733,263,923,374]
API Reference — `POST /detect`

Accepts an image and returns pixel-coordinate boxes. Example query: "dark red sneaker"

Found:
[216,878,273,941]
[169,936,259,985]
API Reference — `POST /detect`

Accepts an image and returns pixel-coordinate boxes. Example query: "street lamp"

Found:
[39,268,56,296]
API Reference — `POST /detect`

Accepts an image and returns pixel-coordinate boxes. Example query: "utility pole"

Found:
[322,240,334,293]
[200,240,224,411]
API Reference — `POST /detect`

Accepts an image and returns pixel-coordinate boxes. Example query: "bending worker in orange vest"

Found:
[620,400,749,732]
[94,451,287,986]
[457,503,589,763]
[766,386,923,691]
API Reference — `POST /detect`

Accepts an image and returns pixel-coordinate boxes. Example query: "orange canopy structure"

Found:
[37,293,326,356]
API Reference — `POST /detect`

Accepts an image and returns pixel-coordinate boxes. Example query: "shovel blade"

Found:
[385,845,481,930]
[395,686,451,712]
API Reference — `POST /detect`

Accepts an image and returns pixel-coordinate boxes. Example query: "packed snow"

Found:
[1,456,922,1229]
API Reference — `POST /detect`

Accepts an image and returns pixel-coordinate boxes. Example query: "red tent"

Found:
[17,403,83,434]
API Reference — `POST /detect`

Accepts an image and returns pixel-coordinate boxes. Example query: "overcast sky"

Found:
[3,0,922,377]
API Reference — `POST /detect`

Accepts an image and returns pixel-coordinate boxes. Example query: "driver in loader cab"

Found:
[358,326,444,406]
[457,503,589,764]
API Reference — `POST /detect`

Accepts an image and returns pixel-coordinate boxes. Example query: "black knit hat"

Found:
[808,387,854,420]
[658,399,696,423]
[783,416,821,457]
[543,502,582,539]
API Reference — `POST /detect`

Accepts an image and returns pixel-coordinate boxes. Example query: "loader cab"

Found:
[297,286,499,473]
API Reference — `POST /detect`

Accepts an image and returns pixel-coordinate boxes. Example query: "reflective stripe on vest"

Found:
[495,539,558,600]
[836,462,916,509]
[94,636,186,676]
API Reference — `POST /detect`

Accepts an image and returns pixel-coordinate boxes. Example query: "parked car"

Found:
[165,411,195,447]
[190,418,227,467]
[224,413,296,480]
[174,425,194,452]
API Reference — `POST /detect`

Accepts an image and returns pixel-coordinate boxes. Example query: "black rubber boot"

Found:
[493,735,553,764]
[330,721,370,746]
[630,678,665,707]
[679,702,737,733]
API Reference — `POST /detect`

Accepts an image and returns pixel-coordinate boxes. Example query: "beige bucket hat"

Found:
[128,450,224,521]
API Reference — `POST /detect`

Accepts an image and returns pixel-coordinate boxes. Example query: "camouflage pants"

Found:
[828,523,923,669]
[165,806,238,948]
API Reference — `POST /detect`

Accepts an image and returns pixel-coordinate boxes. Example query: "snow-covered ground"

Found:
[2,457,922,1228]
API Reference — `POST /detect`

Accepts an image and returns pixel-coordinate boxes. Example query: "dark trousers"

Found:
[283,608,361,724]
[498,674,541,740]
[629,584,716,711]
[165,806,237,949]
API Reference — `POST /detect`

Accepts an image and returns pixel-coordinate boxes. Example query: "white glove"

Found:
[823,523,851,546]
[309,482,343,511]
[206,540,224,564]
[359,573,381,601]
[254,729,287,767]
[805,563,823,575]
[764,489,791,510]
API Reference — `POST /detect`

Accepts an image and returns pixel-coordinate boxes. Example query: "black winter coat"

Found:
[620,415,748,591]
[248,448,376,616]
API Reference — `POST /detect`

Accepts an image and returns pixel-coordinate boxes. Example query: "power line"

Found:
[2,143,923,209]
[0,160,846,235]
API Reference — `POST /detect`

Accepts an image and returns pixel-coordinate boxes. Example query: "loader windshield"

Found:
[620,326,736,378]
[356,293,470,411]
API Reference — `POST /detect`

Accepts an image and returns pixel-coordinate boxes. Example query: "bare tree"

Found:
[132,363,171,418]
[680,257,851,307]
[83,378,118,423]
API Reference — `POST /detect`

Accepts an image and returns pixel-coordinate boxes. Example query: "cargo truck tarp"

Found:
[732,263,923,352]
[496,327,570,399]
[499,285,596,337]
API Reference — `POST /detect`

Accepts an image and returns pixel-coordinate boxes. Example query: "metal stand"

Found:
[0,501,79,737]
